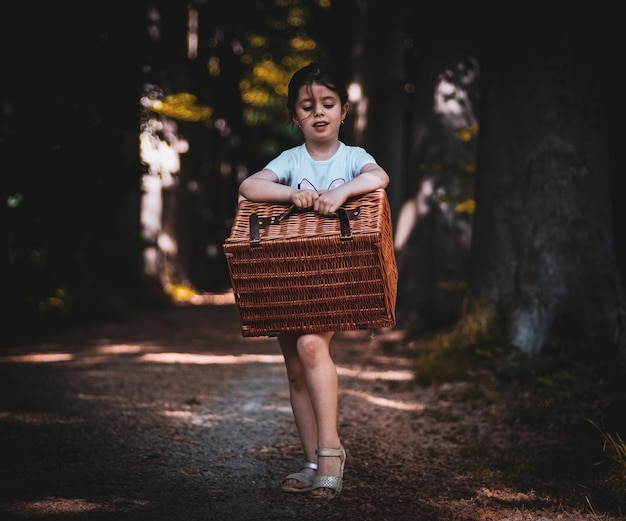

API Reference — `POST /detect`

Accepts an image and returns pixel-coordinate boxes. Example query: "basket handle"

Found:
[249,205,360,246]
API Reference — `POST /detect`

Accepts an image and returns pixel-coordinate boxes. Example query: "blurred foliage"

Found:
[235,1,330,161]
[143,93,212,122]
[454,123,479,143]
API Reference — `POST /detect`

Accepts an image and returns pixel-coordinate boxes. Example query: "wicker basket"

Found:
[222,188,398,337]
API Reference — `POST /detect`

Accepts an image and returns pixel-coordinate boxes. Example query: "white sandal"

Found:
[281,461,318,493]
[310,447,346,499]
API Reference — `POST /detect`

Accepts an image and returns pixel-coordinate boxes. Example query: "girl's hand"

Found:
[290,189,319,209]
[313,188,348,216]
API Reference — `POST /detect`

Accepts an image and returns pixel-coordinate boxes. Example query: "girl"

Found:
[238,62,389,499]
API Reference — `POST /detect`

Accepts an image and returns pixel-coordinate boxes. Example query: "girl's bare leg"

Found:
[291,332,342,497]
[279,334,320,489]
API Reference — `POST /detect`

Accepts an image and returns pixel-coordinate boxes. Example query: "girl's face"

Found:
[292,83,348,144]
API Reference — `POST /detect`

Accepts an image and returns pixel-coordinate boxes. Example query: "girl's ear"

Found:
[288,109,300,128]
[341,102,349,120]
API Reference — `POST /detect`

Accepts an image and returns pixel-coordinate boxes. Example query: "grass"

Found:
[589,421,626,515]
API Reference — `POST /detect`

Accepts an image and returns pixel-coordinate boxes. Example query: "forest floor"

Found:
[0,294,624,521]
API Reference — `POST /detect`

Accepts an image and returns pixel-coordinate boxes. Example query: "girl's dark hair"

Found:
[287,62,348,116]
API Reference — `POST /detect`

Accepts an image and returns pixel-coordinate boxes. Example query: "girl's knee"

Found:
[296,334,331,364]
[297,335,320,352]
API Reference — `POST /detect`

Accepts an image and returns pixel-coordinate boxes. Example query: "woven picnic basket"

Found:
[222,188,398,337]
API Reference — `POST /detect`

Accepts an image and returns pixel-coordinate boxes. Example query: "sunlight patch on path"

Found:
[343,389,425,411]
[137,353,283,364]
[3,496,150,515]
[337,365,414,381]
[0,353,73,363]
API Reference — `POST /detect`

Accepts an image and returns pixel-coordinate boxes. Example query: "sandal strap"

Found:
[312,475,342,491]
[303,461,318,470]
[315,447,343,458]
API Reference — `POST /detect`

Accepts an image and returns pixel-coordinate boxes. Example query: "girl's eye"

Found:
[302,106,313,112]
[324,104,334,109]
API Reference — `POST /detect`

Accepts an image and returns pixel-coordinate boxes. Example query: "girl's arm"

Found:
[238,169,320,209]
[313,163,389,216]
[239,162,390,215]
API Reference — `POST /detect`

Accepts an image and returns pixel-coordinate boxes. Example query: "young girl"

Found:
[238,62,389,499]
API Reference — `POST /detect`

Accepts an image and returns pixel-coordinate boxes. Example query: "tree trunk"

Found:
[468,17,626,360]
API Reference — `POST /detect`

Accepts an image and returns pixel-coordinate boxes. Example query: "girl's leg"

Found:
[278,334,319,489]
[293,332,343,497]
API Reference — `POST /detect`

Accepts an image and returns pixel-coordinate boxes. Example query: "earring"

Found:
[341,120,344,124]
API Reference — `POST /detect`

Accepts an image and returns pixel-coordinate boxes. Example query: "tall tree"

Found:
[468,11,625,360]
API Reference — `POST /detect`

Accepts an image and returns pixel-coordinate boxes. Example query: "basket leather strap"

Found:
[249,213,262,246]
[336,208,353,239]
[249,206,360,246]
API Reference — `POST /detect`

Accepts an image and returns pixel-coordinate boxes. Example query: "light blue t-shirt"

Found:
[264,142,377,191]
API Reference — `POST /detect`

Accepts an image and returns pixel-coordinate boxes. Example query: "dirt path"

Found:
[0,297,620,520]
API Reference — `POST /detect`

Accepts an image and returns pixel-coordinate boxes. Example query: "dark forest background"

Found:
[2,1,625,366]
